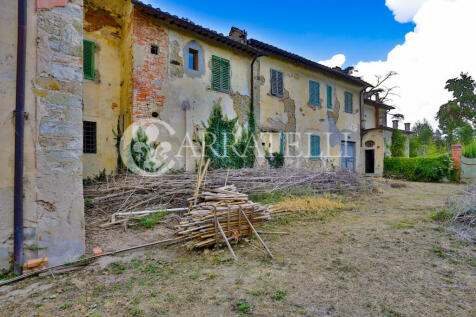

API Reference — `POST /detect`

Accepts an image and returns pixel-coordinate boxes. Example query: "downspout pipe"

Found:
[250,55,259,114]
[14,0,27,275]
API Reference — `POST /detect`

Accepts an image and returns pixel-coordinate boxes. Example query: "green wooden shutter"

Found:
[327,85,332,109]
[212,55,221,91]
[310,135,320,158]
[221,58,230,92]
[345,92,353,113]
[83,40,95,80]
[310,81,320,105]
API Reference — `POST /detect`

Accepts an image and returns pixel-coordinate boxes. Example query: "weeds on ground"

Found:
[271,290,287,301]
[235,301,251,313]
[137,211,166,229]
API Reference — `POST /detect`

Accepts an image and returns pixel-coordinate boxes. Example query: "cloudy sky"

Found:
[143,0,476,126]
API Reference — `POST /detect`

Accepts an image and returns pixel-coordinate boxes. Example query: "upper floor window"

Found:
[270,69,283,98]
[309,80,320,106]
[344,91,353,113]
[327,85,333,109]
[151,44,159,55]
[188,48,198,70]
[310,134,321,159]
[212,55,230,93]
[83,40,95,80]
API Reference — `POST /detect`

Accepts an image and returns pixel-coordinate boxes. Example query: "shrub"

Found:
[462,141,476,159]
[266,151,285,168]
[384,154,454,182]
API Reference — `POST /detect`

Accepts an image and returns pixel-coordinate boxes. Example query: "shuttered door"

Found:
[83,40,95,80]
[310,135,320,158]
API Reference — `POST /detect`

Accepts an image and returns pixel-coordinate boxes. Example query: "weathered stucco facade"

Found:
[256,55,363,171]
[0,0,85,271]
[0,0,414,272]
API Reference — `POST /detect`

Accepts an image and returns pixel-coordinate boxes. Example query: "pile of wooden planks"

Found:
[175,185,271,253]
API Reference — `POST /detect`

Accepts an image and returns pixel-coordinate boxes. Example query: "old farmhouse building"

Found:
[0,0,411,271]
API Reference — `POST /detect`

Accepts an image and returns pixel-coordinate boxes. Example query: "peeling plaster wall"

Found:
[0,0,86,271]
[361,131,390,177]
[363,104,376,130]
[82,0,131,178]
[131,10,254,171]
[257,56,363,172]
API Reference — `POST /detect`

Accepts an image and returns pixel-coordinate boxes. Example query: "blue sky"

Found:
[143,0,415,66]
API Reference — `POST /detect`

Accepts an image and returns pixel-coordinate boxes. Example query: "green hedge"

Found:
[384,154,456,182]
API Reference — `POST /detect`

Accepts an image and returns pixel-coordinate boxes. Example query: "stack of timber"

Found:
[176,185,271,249]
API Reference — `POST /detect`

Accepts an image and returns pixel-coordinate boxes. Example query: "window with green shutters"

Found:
[327,85,333,109]
[83,40,95,80]
[344,91,353,113]
[309,80,320,106]
[270,69,283,97]
[310,135,320,158]
[212,55,230,93]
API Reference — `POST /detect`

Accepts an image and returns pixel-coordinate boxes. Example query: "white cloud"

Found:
[385,0,431,22]
[355,0,476,127]
[318,54,346,68]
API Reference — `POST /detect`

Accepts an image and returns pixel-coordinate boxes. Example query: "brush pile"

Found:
[84,169,373,217]
[176,185,270,249]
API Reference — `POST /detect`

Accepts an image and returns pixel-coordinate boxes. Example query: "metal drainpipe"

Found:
[250,56,259,113]
[13,0,27,275]
[359,88,365,147]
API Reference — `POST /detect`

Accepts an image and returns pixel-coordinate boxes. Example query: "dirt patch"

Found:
[2,181,475,316]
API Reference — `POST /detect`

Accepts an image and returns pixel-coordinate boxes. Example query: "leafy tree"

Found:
[412,119,434,146]
[436,73,476,147]
[457,123,474,145]
[409,135,420,157]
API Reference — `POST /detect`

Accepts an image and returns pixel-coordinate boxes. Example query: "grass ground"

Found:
[0,181,475,316]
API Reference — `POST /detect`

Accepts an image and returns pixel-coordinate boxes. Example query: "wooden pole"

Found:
[216,221,237,261]
[240,209,273,258]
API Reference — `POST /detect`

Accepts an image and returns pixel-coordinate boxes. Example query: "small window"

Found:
[83,40,95,80]
[212,55,230,93]
[188,48,198,70]
[83,121,97,154]
[344,91,353,113]
[309,80,320,106]
[270,69,283,97]
[151,44,159,55]
[310,135,321,158]
[327,85,333,109]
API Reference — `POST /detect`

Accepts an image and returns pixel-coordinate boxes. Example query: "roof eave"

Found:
[132,0,267,57]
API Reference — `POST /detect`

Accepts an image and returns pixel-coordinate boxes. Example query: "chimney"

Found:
[393,120,399,130]
[405,123,411,132]
[229,27,247,44]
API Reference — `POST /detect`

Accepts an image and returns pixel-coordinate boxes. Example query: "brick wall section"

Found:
[132,11,168,122]
[452,144,462,180]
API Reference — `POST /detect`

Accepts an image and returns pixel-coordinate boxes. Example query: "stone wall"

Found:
[0,0,85,271]
[33,0,85,267]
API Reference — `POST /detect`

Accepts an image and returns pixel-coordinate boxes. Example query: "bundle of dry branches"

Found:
[84,169,373,218]
[175,185,270,250]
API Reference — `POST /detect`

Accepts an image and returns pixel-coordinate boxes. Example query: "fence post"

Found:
[451,144,462,181]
